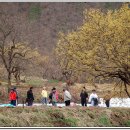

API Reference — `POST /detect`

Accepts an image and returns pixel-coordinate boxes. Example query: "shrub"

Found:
[124,120,130,127]
[63,118,78,127]
[99,115,111,126]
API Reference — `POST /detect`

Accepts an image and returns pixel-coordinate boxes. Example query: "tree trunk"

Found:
[15,71,20,85]
[8,72,11,87]
[7,72,12,93]
[124,82,130,98]
[16,76,20,85]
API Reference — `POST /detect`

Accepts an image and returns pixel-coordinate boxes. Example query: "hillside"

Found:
[0,2,128,90]
[0,2,123,54]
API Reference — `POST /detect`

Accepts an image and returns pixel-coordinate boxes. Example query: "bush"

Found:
[63,118,78,127]
[124,120,130,127]
[99,115,111,126]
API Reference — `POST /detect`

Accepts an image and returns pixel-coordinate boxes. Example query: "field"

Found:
[0,107,129,127]
[0,77,130,127]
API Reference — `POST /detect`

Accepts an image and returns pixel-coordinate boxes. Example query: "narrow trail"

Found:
[17,98,130,108]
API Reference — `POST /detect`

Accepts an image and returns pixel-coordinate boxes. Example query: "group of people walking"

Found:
[9,86,111,108]
[9,87,34,106]
[80,88,99,107]
[80,88,111,107]
[42,87,72,107]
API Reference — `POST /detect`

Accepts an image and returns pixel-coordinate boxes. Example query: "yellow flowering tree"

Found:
[55,32,81,81]
[55,4,130,96]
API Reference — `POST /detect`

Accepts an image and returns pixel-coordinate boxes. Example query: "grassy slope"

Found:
[0,106,130,127]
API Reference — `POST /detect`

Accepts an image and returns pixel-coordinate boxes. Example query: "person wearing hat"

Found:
[41,87,48,105]
[103,90,112,108]
[13,87,18,106]
[9,88,17,106]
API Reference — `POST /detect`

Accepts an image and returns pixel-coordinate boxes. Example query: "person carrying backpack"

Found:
[26,87,34,106]
[9,88,17,106]
[52,87,58,106]
[103,90,112,108]
[88,89,99,106]
[80,87,88,106]
[63,88,72,106]
[48,89,53,104]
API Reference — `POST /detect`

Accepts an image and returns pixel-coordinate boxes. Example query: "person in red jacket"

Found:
[9,89,17,106]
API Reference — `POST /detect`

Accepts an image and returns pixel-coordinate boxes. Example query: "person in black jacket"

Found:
[48,89,53,104]
[80,87,88,107]
[26,87,34,106]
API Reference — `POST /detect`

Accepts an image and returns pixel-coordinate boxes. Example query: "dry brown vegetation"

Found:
[0,2,122,54]
[0,107,129,127]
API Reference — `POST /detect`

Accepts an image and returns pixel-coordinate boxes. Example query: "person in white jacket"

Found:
[63,88,72,106]
[88,89,99,106]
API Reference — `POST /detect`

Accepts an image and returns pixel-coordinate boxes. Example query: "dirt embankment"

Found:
[0,106,130,127]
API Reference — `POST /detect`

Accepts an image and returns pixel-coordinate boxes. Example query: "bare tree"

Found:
[0,11,34,88]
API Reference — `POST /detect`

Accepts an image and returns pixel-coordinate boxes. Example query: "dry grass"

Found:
[0,107,129,127]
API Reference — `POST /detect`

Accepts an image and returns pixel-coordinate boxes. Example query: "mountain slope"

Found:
[0,2,122,54]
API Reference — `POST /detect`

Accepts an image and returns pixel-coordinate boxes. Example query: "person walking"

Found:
[80,87,88,106]
[26,87,34,106]
[13,87,18,106]
[9,88,17,106]
[41,87,48,105]
[103,90,111,108]
[52,87,58,106]
[88,89,99,106]
[48,89,53,104]
[63,88,72,106]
